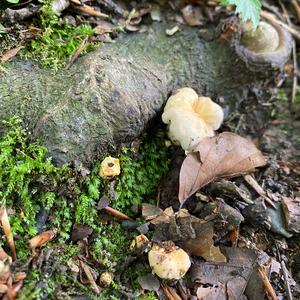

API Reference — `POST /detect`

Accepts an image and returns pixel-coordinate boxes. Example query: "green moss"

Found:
[113,131,170,212]
[91,223,131,269]
[21,5,97,71]
[0,116,170,298]
[0,117,72,249]
[137,292,157,300]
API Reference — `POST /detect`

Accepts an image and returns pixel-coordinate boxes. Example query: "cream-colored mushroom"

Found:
[99,156,120,179]
[162,88,223,151]
[148,243,191,280]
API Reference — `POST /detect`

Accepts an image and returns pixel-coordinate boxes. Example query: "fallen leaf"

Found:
[190,247,259,300]
[178,222,226,263]
[179,132,266,205]
[0,46,24,64]
[281,196,300,233]
[142,203,163,220]
[196,283,226,300]
[28,228,57,250]
[67,259,80,273]
[71,224,93,242]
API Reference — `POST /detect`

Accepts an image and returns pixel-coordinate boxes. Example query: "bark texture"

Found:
[0,21,292,165]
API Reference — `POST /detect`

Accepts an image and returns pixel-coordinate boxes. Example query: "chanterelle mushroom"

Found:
[162,88,223,151]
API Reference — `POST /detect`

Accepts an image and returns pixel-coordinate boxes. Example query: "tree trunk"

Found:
[0,20,292,165]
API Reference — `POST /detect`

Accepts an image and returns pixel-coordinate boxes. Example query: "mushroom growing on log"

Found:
[0,19,292,166]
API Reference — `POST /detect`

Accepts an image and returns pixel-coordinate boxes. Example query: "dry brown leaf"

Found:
[179,132,266,205]
[28,228,57,250]
[0,46,24,64]
[178,222,226,263]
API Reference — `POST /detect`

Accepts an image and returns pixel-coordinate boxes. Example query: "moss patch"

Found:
[0,116,170,299]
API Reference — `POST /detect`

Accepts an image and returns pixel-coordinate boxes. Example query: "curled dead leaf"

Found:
[179,132,266,206]
[28,228,57,250]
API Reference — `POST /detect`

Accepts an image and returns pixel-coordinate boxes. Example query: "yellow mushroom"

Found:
[148,242,191,280]
[162,88,223,151]
[99,156,120,179]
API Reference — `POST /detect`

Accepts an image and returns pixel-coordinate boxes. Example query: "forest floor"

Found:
[0,0,300,299]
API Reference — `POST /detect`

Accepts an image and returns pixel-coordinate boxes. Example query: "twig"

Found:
[104,206,132,220]
[291,0,300,22]
[0,206,16,261]
[79,260,101,294]
[278,1,298,107]
[243,175,276,208]
[258,266,278,300]
[71,3,109,18]
[261,10,300,42]
[65,37,88,69]
[161,283,182,300]
[281,261,293,300]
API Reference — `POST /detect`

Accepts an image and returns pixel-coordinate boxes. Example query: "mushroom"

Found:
[148,242,191,280]
[162,88,224,151]
[236,19,292,69]
[99,156,120,179]
[99,272,112,287]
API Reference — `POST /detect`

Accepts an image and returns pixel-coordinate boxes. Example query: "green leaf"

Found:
[6,0,20,3]
[220,0,261,27]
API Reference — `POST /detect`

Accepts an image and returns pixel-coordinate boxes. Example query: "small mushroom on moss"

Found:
[148,242,191,280]
[162,88,223,151]
[99,272,112,287]
[99,156,120,179]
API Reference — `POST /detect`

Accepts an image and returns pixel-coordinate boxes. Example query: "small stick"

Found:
[0,206,16,261]
[281,261,293,300]
[261,10,300,42]
[104,206,132,220]
[278,1,298,107]
[79,260,101,294]
[292,0,300,22]
[72,4,109,18]
[65,36,88,69]
[258,267,278,300]
[161,283,182,300]
[243,175,276,208]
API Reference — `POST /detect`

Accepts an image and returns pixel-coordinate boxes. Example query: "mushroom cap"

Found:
[241,21,280,53]
[235,19,292,70]
[162,88,223,151]
[99,156,121,179]
[148,244,191,280]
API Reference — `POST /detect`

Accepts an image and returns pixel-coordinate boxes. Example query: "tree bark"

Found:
[0,21,292,165]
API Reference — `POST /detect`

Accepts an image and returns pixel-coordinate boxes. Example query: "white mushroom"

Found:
[162,88,224,151]
[99,156,121,179]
